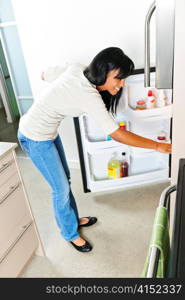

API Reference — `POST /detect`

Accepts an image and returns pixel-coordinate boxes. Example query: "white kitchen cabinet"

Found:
[0,142,44,277]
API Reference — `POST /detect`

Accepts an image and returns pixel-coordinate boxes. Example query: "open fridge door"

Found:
[74,71,173,193]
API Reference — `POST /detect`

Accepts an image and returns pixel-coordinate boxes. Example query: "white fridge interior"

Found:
[75,71,172,193]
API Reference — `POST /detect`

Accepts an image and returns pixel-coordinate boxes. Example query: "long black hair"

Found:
[84,47,134,115]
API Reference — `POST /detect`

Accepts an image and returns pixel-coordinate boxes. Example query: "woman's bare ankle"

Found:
[72,236,86,246]
[79,217,89,225]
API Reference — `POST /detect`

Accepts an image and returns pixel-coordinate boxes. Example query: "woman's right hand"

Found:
[156,142,172,154]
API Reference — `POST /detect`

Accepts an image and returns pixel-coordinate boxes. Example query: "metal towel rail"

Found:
[146,184,177,277]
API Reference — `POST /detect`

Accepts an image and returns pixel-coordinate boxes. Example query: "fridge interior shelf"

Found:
[126,104,173,120]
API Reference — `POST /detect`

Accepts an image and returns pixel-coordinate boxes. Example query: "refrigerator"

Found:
[74,0,175,193]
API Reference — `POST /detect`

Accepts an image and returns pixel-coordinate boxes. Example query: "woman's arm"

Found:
[110,128,171,154]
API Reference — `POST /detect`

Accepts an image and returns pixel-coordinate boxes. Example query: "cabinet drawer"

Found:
[0,223,38,277]
[0,152,18,187]
[0,152,14,167]
[0,173,21,204]
[0,184,32,258]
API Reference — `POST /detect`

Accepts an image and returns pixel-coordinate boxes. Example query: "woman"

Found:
[17,47,171,253]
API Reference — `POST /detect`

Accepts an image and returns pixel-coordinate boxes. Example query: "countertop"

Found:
[0,142,17,160]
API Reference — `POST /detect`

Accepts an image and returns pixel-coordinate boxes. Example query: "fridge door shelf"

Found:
[130,137,171,155]
[82,114,129,145]
[129,152,169,175]
[130,145,171,155]
[89,149,130,180]
[126,104,173,121]
[88,150,168,181]
[86,140,129,154]
[87,169,169,192]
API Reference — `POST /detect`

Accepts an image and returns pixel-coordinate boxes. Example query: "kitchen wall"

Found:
[11,0,156,167]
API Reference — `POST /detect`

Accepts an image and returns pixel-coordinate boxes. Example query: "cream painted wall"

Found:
[11,0,155,167]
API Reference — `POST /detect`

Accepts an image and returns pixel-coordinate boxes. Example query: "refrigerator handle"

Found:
[144,1,156,87]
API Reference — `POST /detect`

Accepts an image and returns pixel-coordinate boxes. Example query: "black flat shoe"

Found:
[70,240,92,252]
[78,216,97,228]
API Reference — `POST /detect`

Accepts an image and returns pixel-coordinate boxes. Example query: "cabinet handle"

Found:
[0,221,33,264]
[0,182,20,205]
[0,160,13,174]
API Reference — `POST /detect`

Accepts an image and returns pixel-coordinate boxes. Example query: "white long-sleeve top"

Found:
[19,64,119,141]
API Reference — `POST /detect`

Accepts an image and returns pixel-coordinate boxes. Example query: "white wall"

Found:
[11,0,155,166]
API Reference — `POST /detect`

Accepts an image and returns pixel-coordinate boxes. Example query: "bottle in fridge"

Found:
[120,152,129,177]
[119,121,126,130]
[146,90,156,109]
[107,152,121,180]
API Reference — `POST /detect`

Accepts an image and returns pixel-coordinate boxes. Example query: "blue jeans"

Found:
[17,131,80,241]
